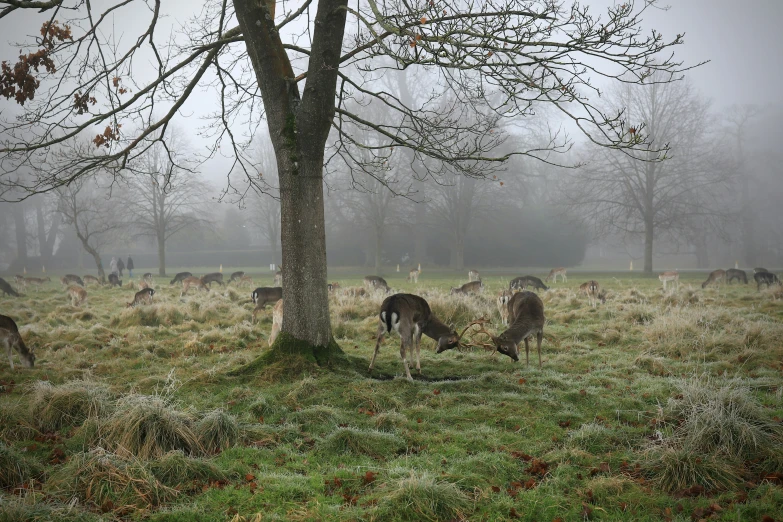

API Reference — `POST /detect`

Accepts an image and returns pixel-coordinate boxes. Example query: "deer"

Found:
[658,271,679,291]
[169,272,193,285]
[407,267,422,284]
[369,293,462,381]
[701,269,726,289]
[1,314,35,370]
[725,268,748,284]
[0,277,21,297]
[273,269,283,287]
[60,274,84,287]
[754,267,769,274]
[128,288,155,307]
[364,275,391,294]
[342,286,367,298]
[497,289,513,325]
[201,272,225,288]
[82,275,101,286]
[21,276,50,290]
[462,291,545,366]
[509,276,548,292]
[545,267,567,283]
[754,271,781,292]
[268,299,283,345]
[68,285,87,306]
[451,280,484,296]
[107,273,122,288]
[468,269,481,282]
[228,271,245,284]
[14,274,25,285]
[236,274,253,287]
[138,279,152,291]
[181,276,208,296]
[143,272,154,282]
[327,282,341,293]
[252,287,284,322]
[578,281,605,307]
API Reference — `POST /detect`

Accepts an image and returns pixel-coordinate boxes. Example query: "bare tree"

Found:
[119,133,210,276]
[564,77,731,273]
[56,177,123,280]
[0,0,690,360]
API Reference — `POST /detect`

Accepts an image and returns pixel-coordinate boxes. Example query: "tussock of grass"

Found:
[0,402,35,440]
[567,422,617,454]
[48,448,175,513]
[374,411,408,431]
[30,379,112,432]
[644,446,741,491]
[148,450,227,487]
[0,498,101,522]
[0,442,43,488]
[288,404,345,429]
[375,471,470,521]
[195,409,239,454]
[99,395,203,459]
[318,427,405,458]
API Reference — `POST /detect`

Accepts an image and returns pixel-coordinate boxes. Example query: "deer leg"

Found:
[414,324,423,374]
[400,336,413,381]
[369,321,385,372]
[524,337,530,366]
[536,331,543,368]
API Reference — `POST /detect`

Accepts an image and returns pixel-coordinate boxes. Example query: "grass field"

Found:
[1,268,782,521]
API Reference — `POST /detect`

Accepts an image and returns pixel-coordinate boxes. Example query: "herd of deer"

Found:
[2,263,781,375]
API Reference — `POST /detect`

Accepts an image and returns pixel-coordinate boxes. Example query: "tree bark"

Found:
[450,234,465,271]
[76,230,105,280]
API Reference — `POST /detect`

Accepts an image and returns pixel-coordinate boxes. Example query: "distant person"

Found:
[127,256,134,278]
[110,256,118,276]
[117,257,125,277]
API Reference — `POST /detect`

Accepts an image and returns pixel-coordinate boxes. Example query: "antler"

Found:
[458,317,498,351]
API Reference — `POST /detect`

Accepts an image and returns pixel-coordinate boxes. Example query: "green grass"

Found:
[1,268,782,520]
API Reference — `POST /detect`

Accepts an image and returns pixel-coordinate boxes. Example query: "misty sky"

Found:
[1,0,782,182]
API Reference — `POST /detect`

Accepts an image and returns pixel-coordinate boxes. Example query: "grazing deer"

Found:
[342,286,367,298]
[0,277,21,297]
[201,272,224,288]
[726,268,748,284]
[701,269,726,289]
[407,267,422,284]
[143,272,154,282]
[22,276,50,290]
[754,271,781,291]
[364,276,391,294]
[497,289,513,326]
[14,274,25,285]
[754,267,769,274]
[251,287,284,322]
[468,291,545,366]
[169,272,193,285]
[1,316,35,370]
[228,271,245,284]
[60,274,84,287]
[450,280,484,296]
[509,276,548,292]
[181,276,207,296]
[128,288,155,307]
[468,269,481,282]
[68,285,87,306]
[658,271,679,291]
[82,275,101,286]
[268,299,283,345]
[327,282,341,293]
[579,281,605,307]
[137,279,153,291]
[107,273,122,288]
[273,270,283,287]
[370,293,461,381]
[545,267,567,283]
[237,275,253,287]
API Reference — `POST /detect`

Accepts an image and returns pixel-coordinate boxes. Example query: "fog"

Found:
[1,0,782,274]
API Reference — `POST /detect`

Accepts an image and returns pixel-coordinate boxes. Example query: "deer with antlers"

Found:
[369,293,462,381]
[450,291,545,367]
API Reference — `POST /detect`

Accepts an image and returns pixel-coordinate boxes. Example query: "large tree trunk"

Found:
[233,0,346,361]
[449,233,465,271]
[35,200,60,267]
[76,231,105,280]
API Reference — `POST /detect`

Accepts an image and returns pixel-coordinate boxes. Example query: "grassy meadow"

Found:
[0,268,782,521]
